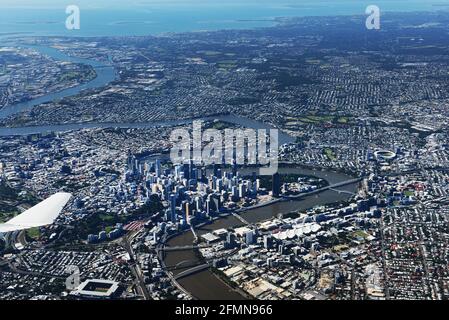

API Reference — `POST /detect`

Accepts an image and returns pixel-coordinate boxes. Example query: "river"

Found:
[0,44,292,144]
[0,45,117,120]
[0,43,358,300]
[164,166,358,300]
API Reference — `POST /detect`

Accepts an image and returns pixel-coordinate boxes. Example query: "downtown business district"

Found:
[0,12,449,301]
[0,122,447,301]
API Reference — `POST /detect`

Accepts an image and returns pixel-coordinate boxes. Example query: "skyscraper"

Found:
[272,172,281,198]
[263,235,273,249]
[184,201,190,224]
[245,230,254,245]
[238,183,246,198]
[195,196,202,212]
[169,193,177,222]
[155,159,161,177]
[206,199,211,217]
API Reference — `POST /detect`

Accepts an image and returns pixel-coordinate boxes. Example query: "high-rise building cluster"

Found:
[125,154,270,229]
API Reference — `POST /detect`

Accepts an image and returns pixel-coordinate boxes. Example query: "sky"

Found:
[0,0,444,37]
[0,0,441,9]
[2,0,270,9]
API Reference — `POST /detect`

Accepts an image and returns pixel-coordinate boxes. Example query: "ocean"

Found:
[0,0,445,37]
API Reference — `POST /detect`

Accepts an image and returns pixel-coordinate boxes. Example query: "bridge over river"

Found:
[283,177,362,200]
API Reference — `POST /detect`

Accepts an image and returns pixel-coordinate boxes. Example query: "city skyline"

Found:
[0,1,448,307]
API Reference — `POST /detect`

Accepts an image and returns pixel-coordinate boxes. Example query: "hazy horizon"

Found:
[0,0,445,9]
[0,0,446,37]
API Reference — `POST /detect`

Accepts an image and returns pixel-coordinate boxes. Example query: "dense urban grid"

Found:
[0,11,448,300]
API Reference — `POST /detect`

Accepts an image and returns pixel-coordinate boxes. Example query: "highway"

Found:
[121,232,152,300]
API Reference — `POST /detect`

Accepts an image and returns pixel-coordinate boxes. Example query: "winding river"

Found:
[164,167,358,300]
[0,45,117,120]
[0,44,358,300]
[0,45,292,146]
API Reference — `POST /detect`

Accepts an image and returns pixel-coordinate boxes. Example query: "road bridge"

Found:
[329,188,357,196]
[284,177,362,200]
[173,263,210,280]
[156,244,210,252]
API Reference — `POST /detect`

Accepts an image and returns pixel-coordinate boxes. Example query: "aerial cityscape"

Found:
[0,0,448,303]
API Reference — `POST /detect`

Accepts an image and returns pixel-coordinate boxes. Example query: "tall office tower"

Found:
[252,179,258,193]
[126,153,134,172]
[144,162,151,175]
[263,235,273,249]
[216,178,223,192]
[198,169,207,181]
[174,165,182,179]
[208,176,214,190]
[238,183,246,198]
[221,190,229,202]
[169,193,177,222]
[232,159,237,176]
[191,168,198,181]
[161,187,168,201]
[155,159,161,177]
[195,197,202,211]
[247,181,253,194]
[206,199,211,217]
[181,200,188,223]
[226,232,236,248]
[153,230,158,242]
[215,194,222,211]
[221,177,228,191]
[231,186,239,201]
[188,159,194,180]
[182,163,190,180]
[167,180,174,192]
[272,172,281,197]
[165,208,171,221]
[207,193,221,212]
[278,244,284,255]
[138,160,144,176]
[227,178,233,190]
[213,163,219,177]
[188,179,197,189]
[185,201,190,224]
[245,230,254,245]
[256,179,261,191]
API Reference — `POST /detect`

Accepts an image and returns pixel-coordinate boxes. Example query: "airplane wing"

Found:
[0,192,72,233]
